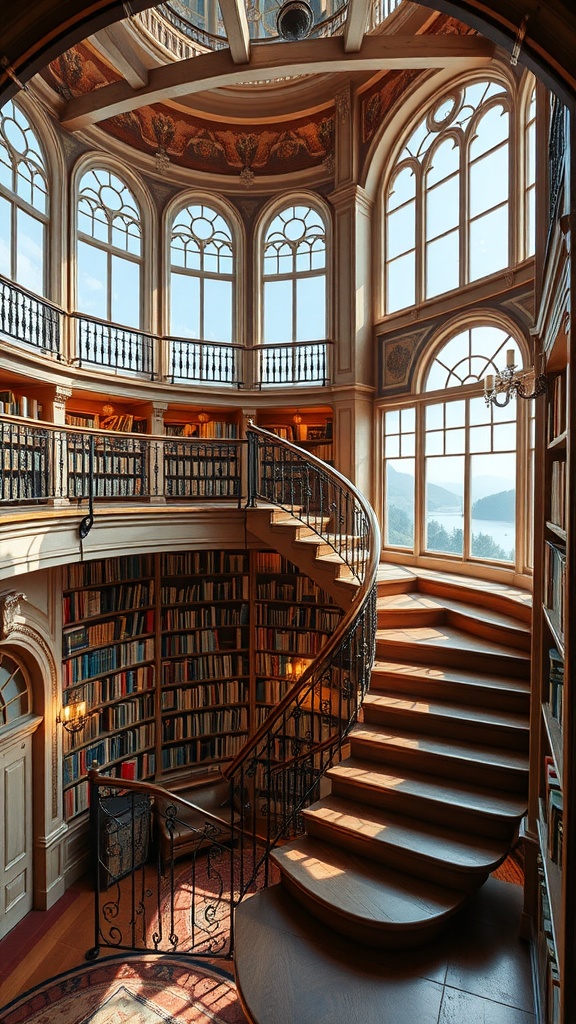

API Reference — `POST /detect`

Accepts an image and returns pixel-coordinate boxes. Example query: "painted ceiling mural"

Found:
[43,46,335,177]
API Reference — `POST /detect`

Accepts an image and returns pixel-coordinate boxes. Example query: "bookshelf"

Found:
[258,407,333,465]
[529,94,573,1024]
[61,548,340,821]
[164,409,240,438]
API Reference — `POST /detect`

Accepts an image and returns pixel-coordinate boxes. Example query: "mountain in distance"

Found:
[472,489,515,522]
[387,465,462,511]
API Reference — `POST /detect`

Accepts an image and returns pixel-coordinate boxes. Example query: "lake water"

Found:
[428,511,515,555]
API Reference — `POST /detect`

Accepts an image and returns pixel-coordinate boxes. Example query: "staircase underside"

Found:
[234,562,531,1024]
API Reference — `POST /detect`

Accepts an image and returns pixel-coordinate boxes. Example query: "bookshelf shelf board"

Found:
[543,606,565,659]
[547,431,567,451]
[545,521,567,542]
[542,703,564,785]
[537,813,562,957]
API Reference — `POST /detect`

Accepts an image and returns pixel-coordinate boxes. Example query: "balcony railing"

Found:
[0,418,244,506]
[1,276,332,389]
[0,277,62,356]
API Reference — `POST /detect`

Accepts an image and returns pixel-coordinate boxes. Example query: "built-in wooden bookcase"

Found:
[65,396,149,433]
[61,548,341,821]
[164,408,241,438]
[258,407,333,464]
[529,92,574,1024]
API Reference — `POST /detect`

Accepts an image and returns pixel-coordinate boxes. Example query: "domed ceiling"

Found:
[33,2,492,180]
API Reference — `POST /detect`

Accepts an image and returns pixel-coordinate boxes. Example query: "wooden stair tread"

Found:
[376,593,531,635]
[302,795,509,872]
[328,757,527,819]
[350,722,529,773]
[271,835,465,927]
[370,659,530,695]
[362,693,529,732]
[376,624,530,661]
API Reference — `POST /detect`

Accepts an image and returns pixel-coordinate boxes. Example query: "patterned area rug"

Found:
[0,954,248,1024]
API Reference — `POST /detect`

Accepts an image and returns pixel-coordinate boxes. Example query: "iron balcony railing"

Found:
[82,426,380,959]
[1,275,332,388]
[0,418,244,507]
[0,277,62,356]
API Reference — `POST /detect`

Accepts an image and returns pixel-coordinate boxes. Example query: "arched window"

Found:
[261,203,327,384]
[76,167,142,328]
[385,81,510,314]
[170,202,234,343]
[0,100,48,296]
[263,203,326,344]
[383,324,531,571]
[0,653,29,728]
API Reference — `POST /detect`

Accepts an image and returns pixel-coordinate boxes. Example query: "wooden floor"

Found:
[0,874,535,1024]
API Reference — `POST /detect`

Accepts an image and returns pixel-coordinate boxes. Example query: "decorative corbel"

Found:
[0,592,26,640]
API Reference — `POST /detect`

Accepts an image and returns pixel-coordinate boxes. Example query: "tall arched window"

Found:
[170,202,234,343]
[383,324,531,572]
[261,203,327,385]
[385,81,510,314]
[0,100,48,296]
[76,167,142,328]
[525,85,537,258]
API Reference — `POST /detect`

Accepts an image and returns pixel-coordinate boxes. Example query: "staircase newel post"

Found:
[246,426,258,507]
[85,762,101,961]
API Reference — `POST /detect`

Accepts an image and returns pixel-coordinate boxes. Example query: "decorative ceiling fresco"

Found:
[42,45,335,178]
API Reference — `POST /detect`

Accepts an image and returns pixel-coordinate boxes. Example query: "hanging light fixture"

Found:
[276,0,314,40]
[57,700,89,734]
[484,350,548,407]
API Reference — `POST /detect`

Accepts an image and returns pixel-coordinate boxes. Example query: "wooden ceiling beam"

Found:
[88,24,149,89]
[218,0,251,64]
[60,34,494,131]
[343,0,372,53]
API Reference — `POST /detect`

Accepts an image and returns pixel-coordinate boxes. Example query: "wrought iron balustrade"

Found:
[169,336,242,386]
[74,315,156,378]
[0,419,53,502]
[0,276,61,355]
[256,341,331,387]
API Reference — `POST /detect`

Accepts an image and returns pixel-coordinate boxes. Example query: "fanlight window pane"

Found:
[470,105,509,159]
[426,231,459,298]
[0,100,47,294]
[111,254,140,328]
[264,278,292,343]
[78,169,141,255]
[77,240,107,320]
[171,272,200,338]
[387,165,416,211]
[297,276,325,341]
[387,252,416,312]
[469,204,508,280]
[425,455,464,555]
[470,452,515,561]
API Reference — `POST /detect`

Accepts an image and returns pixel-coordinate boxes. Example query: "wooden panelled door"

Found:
[0,720,38,938]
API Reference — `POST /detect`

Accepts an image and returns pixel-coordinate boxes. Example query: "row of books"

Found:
[162,550,247,574]
[63,610,155,655]
[161,627,247,656]
[0,390,42,418]
[255,653,303,677]
[63,638,155,684]
[256,578,328,602]
[63,725,156,783]
[161,604,249,630]
[165,478,238,497]
[256,605,341,630]
[544,755,563,865]
[165,457,239,477]
[160,733,245,770]
[539,872,560,1024]
[64,666,155,706]
[545,540,566,645]
[548,647,564,727]
[161,679,248,710]
[549,460,566,531]
[66,554,153,589]
[548,372,566,442]
[161,653,249,684]
[63,581,155,623]
[161,578,248,603]
[162,707,248,741]
[255,679,291,704]
[62,753,157,815]
[255,627,328,654]
[67,475,145,498]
